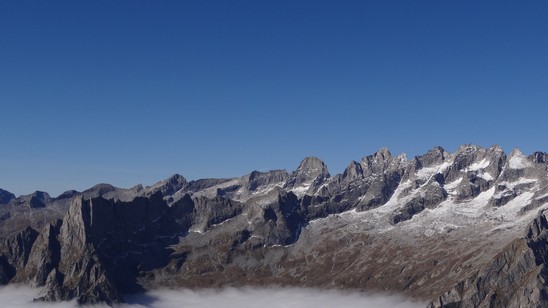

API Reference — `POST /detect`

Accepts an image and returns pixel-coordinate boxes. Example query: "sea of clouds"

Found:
[0,286,424,308]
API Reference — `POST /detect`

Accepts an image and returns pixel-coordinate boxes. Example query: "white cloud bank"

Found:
[0,286,425,308]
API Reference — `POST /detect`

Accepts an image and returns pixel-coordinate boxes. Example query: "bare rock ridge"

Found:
[0,144,548,306]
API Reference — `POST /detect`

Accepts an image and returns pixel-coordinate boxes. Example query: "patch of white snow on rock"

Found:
[508,150,532,169]
[466,159,490,172]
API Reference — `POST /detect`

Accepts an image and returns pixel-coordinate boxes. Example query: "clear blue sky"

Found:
[1,1,547,197]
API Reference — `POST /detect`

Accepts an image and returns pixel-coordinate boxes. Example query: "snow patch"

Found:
[466,159,490,172]
[450,187,495,218]
[444,178,462,192]
[478,172,493,181]
[192,179,241,199]
[211,217,234,227]
[188,228,204,234]
[251,182,284,196]
[497,178,537,189]
[535,192,548,201]
[509,152,532,169]
[415,161,451,181]
[291,183,311,197]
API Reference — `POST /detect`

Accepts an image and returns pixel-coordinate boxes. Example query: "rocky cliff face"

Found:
[0,144,547,306]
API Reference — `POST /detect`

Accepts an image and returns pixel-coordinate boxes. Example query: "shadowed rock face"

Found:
[0,189,15,205]
[1,193,192,304]
[7,191,52,209]
[0,145,548,306]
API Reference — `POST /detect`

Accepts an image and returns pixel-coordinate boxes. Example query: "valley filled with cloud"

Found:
[0,286,423,308]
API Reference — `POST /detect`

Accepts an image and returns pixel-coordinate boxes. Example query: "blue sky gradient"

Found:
[1,1,547,196]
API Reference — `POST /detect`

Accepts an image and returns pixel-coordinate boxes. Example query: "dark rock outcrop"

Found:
[0,189,15,205]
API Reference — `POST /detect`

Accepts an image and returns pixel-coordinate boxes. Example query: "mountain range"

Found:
[1,144,548,307]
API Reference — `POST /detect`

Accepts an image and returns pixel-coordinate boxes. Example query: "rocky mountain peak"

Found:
[490,144,504,153]
[507,148,533,170]
[450,145,491,172]
[56,190,80,200]
[359,147,396,176]
[145,174,188,196]
[284,157,330,197]
[0,188,15,204]
[30,191,51,202]
[165,173,186,184]
[373,147,391,161]
[291,157,330,184]
[414,146,449,169]
[456,143,482,155]
[295,157,329,177]
[530,151,548,164]
[82,184,116,199]
[7,191,53,208]
[510,147,524,155]
[342,160,364,182]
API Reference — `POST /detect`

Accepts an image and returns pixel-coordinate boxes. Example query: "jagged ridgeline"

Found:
[1,145,548,306]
